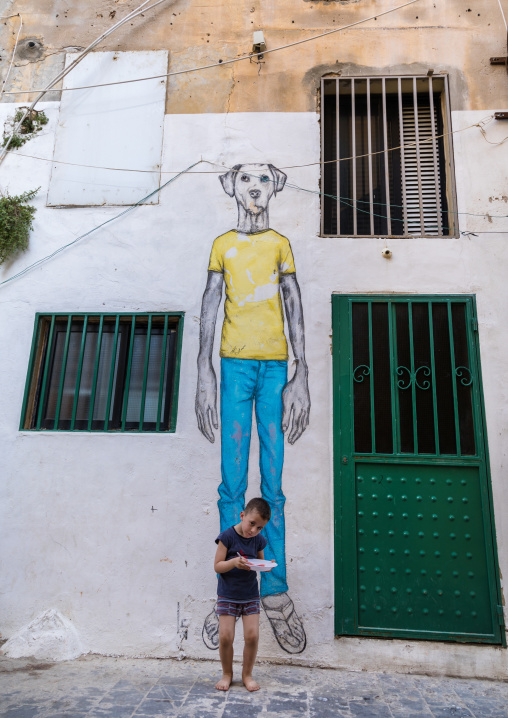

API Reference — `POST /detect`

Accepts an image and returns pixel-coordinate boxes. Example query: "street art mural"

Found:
[196,163,310,653]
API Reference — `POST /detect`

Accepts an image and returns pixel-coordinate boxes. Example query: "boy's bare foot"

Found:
[242,674,260,692]
[215,673,233,691]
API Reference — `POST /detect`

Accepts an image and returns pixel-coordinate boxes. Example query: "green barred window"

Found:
[21,313,184,432]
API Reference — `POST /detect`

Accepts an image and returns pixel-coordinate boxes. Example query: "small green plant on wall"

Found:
[0,188,39,265]
[2,108,49,148]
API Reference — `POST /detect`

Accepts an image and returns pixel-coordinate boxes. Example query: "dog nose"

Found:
[249,189,261,199]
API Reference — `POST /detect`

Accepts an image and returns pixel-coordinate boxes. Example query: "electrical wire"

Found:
[0,13,22,101]
[201,160,508,223]
[0,0,170,164]
[7,120,508,221]
[2,0,420,97]
[0,160,200,288]
[497,0,508,31]
[4,151,508,291]
[1,114,496,175]
[476,115,508,146]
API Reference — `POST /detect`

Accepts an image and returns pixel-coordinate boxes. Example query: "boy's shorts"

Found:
[216,597,260,617]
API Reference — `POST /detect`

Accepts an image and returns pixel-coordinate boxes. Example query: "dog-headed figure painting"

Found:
[196,163,310,654]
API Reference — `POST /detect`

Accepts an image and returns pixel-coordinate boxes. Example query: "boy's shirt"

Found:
[208,229,296,361]
[215,526,268,601]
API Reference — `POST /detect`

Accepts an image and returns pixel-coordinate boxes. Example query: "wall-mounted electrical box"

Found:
[253,31,266,55]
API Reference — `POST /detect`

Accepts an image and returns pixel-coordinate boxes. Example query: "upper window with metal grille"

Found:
[321,76,458,238]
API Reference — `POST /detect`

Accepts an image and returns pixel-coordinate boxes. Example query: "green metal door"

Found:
[332,295,504,644]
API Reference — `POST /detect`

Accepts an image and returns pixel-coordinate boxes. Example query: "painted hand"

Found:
[282,367,310,444]
[195,361,218,443]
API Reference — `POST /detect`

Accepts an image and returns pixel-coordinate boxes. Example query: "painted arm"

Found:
[196,270,223,443]
[280,273,311,445]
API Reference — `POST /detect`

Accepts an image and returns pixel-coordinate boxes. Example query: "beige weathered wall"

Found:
[2,0,508,113]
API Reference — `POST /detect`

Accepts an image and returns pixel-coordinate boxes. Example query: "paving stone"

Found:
[0,707,41,718]
[131,698,177,716]
[349,698,393,717]
[222,702,264,718]
[429,707,475,718]
[0,655,508,718]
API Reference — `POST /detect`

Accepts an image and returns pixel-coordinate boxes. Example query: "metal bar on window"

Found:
[87,315,104,431]
[139,315,152,431]
[169,316,184,432]
[20,315,43,430]
[444,77,457,236]
[104,315,120,431]
[156,315,169,432]
[447,302,461,456]
[70,316,88,431]
[387,301,398,453]
[382,78,392,236]
[428,76,443,237]
[428,302,440,455]
[367,78,374,236]
[336,78,341,236]
[408,302,418,454]
[53,315,73,430]
[464,301,479,455]
[368,301,376,453]
[413,77,425,234]
[121,316,137,431]
[36,315,56,430]
[351,79,357,236]
[398,78,408,236]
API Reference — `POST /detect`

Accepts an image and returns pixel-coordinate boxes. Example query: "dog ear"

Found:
[219,164,242,197]
[268,165,287,194]
[268,165,288,194]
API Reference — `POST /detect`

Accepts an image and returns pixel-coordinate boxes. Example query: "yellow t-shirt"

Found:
[208,229,296,360]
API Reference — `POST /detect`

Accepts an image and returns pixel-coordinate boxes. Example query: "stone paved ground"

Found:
[0,655,507,718]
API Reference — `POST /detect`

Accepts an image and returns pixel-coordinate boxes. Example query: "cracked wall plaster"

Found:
[0,0,506,111]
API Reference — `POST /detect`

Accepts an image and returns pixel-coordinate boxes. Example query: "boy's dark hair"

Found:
[244,497,271,521]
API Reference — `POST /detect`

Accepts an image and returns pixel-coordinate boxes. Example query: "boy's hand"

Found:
[233,556,251,571]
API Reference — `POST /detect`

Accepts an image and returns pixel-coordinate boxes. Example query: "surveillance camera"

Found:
[381,248,392,259]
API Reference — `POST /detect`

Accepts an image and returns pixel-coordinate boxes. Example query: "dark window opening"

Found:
[322,76,456,237]
[21,313,183,432]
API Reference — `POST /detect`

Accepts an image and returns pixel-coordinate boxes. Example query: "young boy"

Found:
[213,497,273,692]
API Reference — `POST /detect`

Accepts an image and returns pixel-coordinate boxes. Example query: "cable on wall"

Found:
[2,0,421,97]
[0,161,201,288]
[0,0,171,165]
[0,14,23,101]
[497,0,508,31]
[3,155,508,294]
[209,162,508,222]
[1,114,496,175]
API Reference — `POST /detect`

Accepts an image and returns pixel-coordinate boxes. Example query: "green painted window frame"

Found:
[20,312,184,433]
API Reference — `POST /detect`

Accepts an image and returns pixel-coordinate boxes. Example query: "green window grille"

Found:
[20,313,184,433]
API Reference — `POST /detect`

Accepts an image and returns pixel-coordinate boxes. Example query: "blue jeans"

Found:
[219,358,288,597]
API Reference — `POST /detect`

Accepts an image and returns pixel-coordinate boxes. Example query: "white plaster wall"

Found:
[1,103,508,678]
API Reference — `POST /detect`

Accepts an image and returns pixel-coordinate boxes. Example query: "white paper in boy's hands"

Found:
[245,558,277,572]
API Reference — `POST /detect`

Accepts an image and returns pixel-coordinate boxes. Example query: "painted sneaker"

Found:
[202,607,220,650]
[261,592,307,654]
